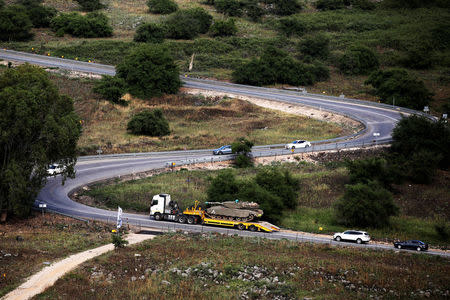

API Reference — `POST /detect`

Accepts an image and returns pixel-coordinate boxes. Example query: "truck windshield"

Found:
[151,200,158,206]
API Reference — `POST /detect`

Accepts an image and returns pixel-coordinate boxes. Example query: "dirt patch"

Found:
[182,87,363,133]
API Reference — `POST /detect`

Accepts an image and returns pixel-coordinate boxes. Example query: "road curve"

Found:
[2,49,447,258]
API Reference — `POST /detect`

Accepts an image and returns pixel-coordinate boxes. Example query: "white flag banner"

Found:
[117,206,123,229]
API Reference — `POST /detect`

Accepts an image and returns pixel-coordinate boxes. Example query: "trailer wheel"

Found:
[154,213,162,221]
[249,225,257,232]
[237,223,245,230]
[187,216,195,224]
[178,215,186,223]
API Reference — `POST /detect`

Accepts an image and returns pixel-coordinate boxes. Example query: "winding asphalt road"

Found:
[1,49,447,258]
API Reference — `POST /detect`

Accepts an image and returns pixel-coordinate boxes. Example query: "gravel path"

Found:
[1,234,155,300]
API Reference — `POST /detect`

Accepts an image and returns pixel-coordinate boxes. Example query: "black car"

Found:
[393,240,428,251]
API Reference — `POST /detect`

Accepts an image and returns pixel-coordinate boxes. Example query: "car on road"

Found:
[393,240,428,251]
[47,163,64,176]
[333,230,371,244]
[285,140,311,149]
[213,145,232,155]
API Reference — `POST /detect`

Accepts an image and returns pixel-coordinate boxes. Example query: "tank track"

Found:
[205,213,255,222]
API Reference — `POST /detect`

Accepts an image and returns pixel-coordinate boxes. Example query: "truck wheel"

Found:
[187,216,195,224]
[237,223,245,230]
[178,215,186,223]
[154,213,162,221]
[249,225,257,232]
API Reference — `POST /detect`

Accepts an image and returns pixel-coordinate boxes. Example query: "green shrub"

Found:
[127,109,170,136]
[306,62,330,82]
[231,137,254,168]
[391,115,450,169]
[365,69,433,110]
[335,181,398,228]
[277,16,306,37]
[255,166,299,209]
[214,0,243,16]
[0,5,33,41]
[147,0,178,14]
[75,0,105,11]
[399,47,434,69]
[298,33,330,60]
[405,150,441,184]
[134,23,166,43]
[16,0,57,28]
[0,0,4,9]
[270,0,302,16]
[315,0,346,10]
[232,46,317,86]
[116,44,181,99]
[165,8,213,39]
[111,232,129,248]
[243,0,265,21]
[345,157,394,188]
[382,0,450,9]
[50,12,113,38]
[93,75,128,105]
[351,0,376,10]
[339,45,379,75]
[210,19,238,37]
[207,169,239,202]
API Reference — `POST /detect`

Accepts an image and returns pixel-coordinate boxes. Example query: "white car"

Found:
[285,140,311,149]
[47,163,64,176]
[333,230,371,244]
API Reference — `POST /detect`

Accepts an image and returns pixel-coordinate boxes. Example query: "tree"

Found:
[210,18,238,37]
[0,5,34,41]
[391,115,449,169]
[75,0,105,11]
[134,23,166,43]
[298,33,330,60]
[127,109,170,136]
[147,0,178,14]
[339,45,379,75]
[0,64,81,218]
[365,69,433,110]
[16,0,57,28]
[334,181,398,228]
[207,169,240,202]
[116,44,181,99]
[93,75,128,105]
[231,137,254,168]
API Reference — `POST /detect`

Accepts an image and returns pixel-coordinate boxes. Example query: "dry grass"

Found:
[0,213,113,297]
[36,233,450,299]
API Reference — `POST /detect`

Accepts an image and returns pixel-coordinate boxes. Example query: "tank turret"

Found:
[205,200,263,222]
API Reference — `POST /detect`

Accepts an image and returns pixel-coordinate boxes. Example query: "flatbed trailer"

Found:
[183,204,280,232]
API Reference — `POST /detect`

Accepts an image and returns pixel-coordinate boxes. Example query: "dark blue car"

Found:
[213,145,232,155]
[393,240,428,251]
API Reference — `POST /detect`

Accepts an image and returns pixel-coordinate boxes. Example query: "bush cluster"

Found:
[232,46,329,86]
[127,109,170,136]
[93,76,128,105]
[0,5,34,41]
[51,12,113,38]
[210,18,238,37]
[381,0,450,9]
[365,69,433,110]
[207,166,299,223]
[134,23,166,43]
[339,45,379,75]
[147,0,178,14]
[75,0,105,11]
[315,0,375,10]
[297,33,330,60]
[214,0,243,16]
[165,8,213,39]
[116,44,181,99]
[277,16,306,37]
[212,0,301,20]
[17,0,57,28]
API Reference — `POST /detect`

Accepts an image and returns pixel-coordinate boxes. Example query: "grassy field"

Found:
[0,213,113,297]
[0,1,448,112]
[79,155,450,247]
[36,233,450,299]
[46,74,350,155]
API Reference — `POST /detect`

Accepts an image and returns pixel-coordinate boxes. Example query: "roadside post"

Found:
[39,203,47,217]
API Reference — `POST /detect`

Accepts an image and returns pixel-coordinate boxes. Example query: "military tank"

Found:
[205,201,263,222]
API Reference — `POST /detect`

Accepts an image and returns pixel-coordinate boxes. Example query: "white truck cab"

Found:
[150,194,179,220]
